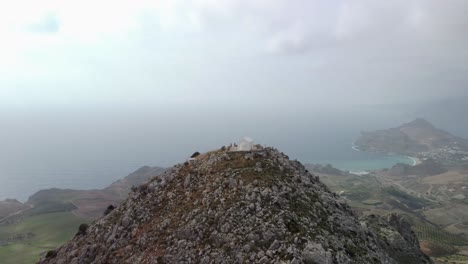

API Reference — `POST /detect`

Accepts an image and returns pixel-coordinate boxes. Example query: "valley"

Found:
[308,164,468,263]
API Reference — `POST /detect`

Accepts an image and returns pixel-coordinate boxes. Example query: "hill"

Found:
[0,199,29,220]
[305,163,347,176]
[24,166,165,219]
[355,119,468,160]
[39,146,431,263]
[388,159,448,177]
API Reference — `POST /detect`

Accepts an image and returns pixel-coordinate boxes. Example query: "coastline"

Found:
[351,140,420,168]
[349,170,369,176]
[351,141,360,152]
[351,140,422,166]
[407,156,422,166]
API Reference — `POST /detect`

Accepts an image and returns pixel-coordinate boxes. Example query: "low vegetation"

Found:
[0,212,88,264]
[414,224,468,247]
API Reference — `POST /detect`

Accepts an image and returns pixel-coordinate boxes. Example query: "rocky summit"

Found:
[38,146,432,264]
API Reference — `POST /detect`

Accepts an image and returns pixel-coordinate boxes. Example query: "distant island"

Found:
[355,118,468,165]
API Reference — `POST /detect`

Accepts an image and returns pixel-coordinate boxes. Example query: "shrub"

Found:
[75,223,89,237]
[45,250,57,259]
[139,184,149,194]
[104,204,115,216]
[191,152,200,158]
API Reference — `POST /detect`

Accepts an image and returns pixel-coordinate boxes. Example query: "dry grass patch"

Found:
[422,171,468,185]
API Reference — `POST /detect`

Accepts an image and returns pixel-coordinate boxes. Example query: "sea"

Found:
[0,105,442,202]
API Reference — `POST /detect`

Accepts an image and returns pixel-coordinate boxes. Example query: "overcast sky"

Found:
[1,0,467,108]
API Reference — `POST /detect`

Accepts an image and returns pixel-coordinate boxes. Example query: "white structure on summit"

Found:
[230,137,254,151]
[238,137,254,151]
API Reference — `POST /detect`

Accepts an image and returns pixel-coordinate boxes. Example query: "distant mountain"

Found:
[388,159,447,177]
[13,166,166,220]
[0,199,29,220]
[355,118,468,156]
[103,166,167,199]
[412,97,468,138]
[39,146,431,263]
[305,163,347,176]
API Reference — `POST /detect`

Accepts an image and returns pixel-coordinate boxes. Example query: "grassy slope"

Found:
[0,212,88,264]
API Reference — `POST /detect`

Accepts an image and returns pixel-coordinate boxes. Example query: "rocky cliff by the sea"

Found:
[38,146,432,264]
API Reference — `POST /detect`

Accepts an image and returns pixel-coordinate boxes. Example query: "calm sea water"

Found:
[0,105,432,201]
[312,152,413,171]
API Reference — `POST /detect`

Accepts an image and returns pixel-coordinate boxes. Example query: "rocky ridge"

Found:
[38,146,432,264]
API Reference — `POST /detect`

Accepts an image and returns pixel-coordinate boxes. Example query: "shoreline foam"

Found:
[351,141,360,152]
[350,170,369,176]
[407,156,422,166]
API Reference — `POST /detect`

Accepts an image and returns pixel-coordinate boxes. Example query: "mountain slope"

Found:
[0,199,29,220]
[39,147,431,263]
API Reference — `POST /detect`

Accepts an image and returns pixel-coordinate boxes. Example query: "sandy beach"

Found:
[408,156,422,166]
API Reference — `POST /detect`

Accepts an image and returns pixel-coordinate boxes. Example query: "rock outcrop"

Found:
[38,146,432,264]
[363,214,433,264]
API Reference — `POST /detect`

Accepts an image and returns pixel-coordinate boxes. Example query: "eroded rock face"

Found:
[38,147,432,264]
[363,214,433,264]
[362,214,432,263]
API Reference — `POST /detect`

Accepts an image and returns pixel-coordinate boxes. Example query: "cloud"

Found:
[27,13,60,33]
[1,0,468,107]
[266,22,309,54]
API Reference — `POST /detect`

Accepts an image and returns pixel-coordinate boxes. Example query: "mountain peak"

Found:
[39,146,432,264]
[403,118,435,129]
[355,118,468,157]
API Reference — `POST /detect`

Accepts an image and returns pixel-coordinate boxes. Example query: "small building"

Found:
[230,137,254,151]
[238,137,254,151]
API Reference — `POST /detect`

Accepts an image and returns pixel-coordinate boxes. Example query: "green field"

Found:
[436,253,468,263]
[0,212,88,264]
[414,224,468,246]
